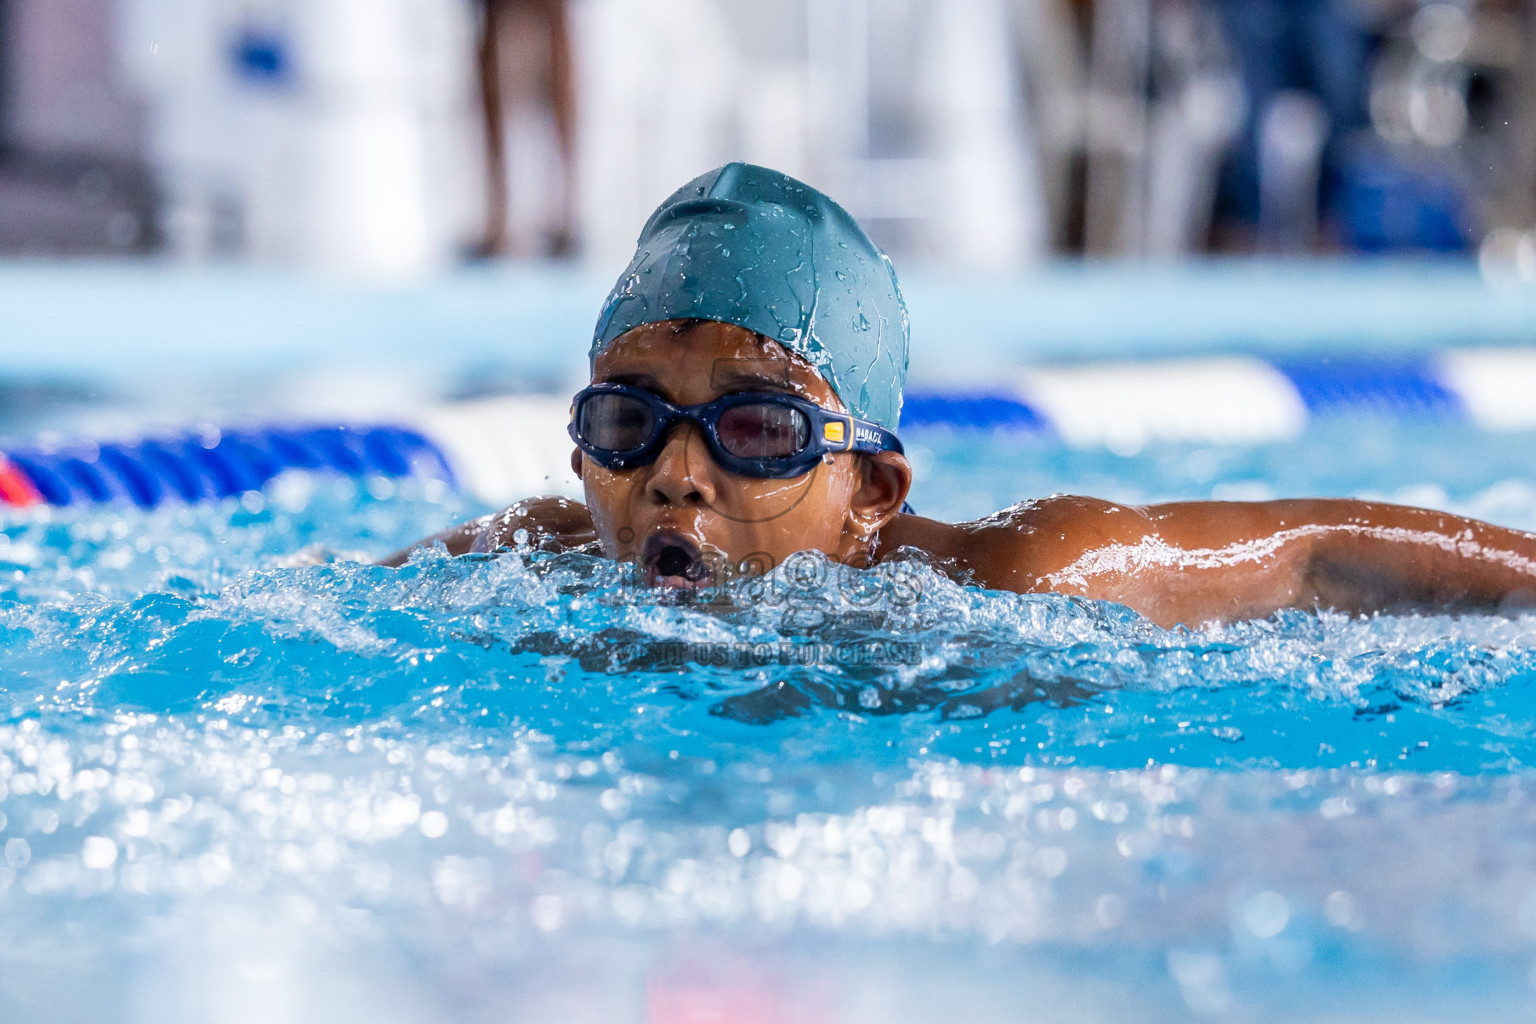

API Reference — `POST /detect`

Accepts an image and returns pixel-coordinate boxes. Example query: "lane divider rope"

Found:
[4,348,1534,508]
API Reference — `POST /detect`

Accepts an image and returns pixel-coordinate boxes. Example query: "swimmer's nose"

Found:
[645,424,717,508]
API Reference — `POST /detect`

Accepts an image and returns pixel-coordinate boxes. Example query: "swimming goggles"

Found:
[568,383,904,479]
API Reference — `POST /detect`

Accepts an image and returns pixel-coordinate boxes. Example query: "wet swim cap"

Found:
[591,162,910,431]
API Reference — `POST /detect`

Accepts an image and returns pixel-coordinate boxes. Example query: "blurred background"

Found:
[4,0,1534,274]
[4,0,1536,445]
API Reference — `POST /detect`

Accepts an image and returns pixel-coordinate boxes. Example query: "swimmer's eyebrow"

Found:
[597,372,669,397]
[595,369,796,399]
[709,369,796,394]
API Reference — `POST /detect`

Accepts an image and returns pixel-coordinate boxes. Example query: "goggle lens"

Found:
[577,392,655,453]
[715,403,811,459]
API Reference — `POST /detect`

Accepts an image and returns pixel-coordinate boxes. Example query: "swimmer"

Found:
[387,162,1536,628]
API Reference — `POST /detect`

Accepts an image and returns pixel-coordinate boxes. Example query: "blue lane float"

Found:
[1272,356,1465,420]
[0,426,455,509]
[4,347,1536,509]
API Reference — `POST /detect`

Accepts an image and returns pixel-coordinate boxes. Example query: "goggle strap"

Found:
[845,418,903,456]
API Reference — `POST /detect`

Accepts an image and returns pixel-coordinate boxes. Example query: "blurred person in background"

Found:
[1064,0,1246,257]
[1210,0,1375,252]
[1362,0,1536,259]
[472,0,577,259]
[1207,0,1536,257]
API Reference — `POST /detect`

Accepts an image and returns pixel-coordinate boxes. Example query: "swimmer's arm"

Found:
[1260,499,1536,614]
[892,496,1536,627]
[378,496,597,567]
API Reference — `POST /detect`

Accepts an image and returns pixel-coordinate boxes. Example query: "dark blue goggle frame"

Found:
[568,383,903,479]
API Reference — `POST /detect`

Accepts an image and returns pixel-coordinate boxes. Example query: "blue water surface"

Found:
[5,421,1536,1022]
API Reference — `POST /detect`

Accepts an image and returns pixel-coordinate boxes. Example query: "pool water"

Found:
[6,420,1536,1022]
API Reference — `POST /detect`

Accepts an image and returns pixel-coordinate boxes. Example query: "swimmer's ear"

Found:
[570,448,583,480]
[848,451,911,537]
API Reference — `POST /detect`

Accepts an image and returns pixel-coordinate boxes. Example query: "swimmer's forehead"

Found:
[591,319,843,406]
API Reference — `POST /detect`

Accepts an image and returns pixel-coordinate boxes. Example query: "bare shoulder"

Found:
[473,495,597,553]
[379,495,595,566]
[962,495,1159,591]
[876,495,1154,592]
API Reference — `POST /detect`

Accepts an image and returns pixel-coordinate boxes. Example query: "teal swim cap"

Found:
[591,162,910,432]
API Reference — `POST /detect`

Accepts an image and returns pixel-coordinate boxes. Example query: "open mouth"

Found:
[642,531,712,589]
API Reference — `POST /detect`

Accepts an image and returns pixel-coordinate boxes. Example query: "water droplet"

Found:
[4,838,29,868]
[728,828,751,857]
[81,836,118,869]
[1325,890,1360,929]
[1242,890,1290,937]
